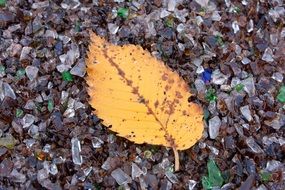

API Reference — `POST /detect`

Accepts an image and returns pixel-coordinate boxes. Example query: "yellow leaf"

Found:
[86,33,204,171]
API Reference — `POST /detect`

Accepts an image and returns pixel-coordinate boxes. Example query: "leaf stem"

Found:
[173,147,180,171]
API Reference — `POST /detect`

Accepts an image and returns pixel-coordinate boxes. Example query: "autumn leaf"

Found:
[86,33,204,171]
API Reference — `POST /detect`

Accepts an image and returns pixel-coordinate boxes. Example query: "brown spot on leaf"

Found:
[165,85,170,91]
[162,73,168,81]
[118,68,125,77]
[154,100,159,108]
[175,91,183,99]
[147,108,153,115]
[183,83,189,91]
[138,96,145,104]
[126,79,133,86]
[132,87,139,94]
[168,79,175,84]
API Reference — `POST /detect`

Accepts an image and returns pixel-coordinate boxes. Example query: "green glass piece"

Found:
[35,102,42,112]
[62,71,73,82]
[0,135,16,149]
[207,160,224,187]
[0,0,6,6]
[277,86,285,103]
[200,7,206,12]
[0,65,5,77]
[222,170,230,183]
[149,145,159,153]
[235,83,245,92]
[233,6,241,14]
[117,7,129,18]
[165,17,174,28]
[75,20,81,32]
[260,171,271,182]
[202,159,224,190]
[215,35,224,46]
[0,65,5,72]
[48,99,54,112]
[15,108,24,118]
[16,68,26,80]
[202,176,212,190]
[94,183,101,190]
[166,166,174,173]
[144,150,152,159]
[203,108,210,121]
[205,88,217,102]
[117,186,125,190]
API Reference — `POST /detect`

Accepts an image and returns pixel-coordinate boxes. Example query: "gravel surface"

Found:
[0,0,284,189]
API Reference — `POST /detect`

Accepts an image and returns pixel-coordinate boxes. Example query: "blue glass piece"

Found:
[201,68,212,83]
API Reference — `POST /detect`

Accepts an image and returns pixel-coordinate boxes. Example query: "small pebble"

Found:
[25,66,39,81]
[208,116,221,139]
